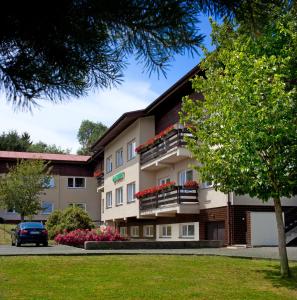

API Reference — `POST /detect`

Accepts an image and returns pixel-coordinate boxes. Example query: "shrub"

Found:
[55,226,126,247]
[46,207,94,239]
[46,210,64,239]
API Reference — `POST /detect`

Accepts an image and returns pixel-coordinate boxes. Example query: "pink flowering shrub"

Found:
[54,226,127,247]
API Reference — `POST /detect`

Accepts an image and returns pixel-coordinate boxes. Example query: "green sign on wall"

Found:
[112,172,125,183]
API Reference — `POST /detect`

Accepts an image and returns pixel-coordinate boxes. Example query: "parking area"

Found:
[0,244,297,260]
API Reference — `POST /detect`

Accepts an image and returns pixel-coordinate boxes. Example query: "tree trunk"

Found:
[20,214,24,222]
[273,197,290,278]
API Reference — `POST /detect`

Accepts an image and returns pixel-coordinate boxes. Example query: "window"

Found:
[116,148,123,168]
[42,176,55,188]
[120,227,127,237]
[130,226,139,237]
[127,182,136,203]
[127,139,136,160]
[180,224,195,238]
[159,225,172,238]
[143,225,154,237]
[178,170,193,186]
[106,191,112,208]
[201,181,214,189]
[115,187,123,206]
[41,201,54,214]
[159,177,170,185]
[106,156,112,173]
[48,177,55,188]
[67,177,86,188]
[7,208,16,214]
[68,203,86,211]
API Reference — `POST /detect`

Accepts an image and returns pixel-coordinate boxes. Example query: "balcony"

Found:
[94,172,104,191]
[139,185,199,216]
[137,125,192,171]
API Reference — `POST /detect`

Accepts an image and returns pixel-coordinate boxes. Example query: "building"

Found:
[0,151,100,223]
[91,66,297,246]
[0,65,296,246]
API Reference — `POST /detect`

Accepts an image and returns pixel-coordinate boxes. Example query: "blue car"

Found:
[11,222,48,247]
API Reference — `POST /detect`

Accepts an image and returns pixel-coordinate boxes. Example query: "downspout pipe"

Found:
[227,192,232,246]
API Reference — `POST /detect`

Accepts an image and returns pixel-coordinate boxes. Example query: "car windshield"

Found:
[20,222,44,229]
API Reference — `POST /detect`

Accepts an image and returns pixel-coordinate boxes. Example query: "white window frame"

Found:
[159,177,171,185]
[106,191,112,208]
[115,187,123,206]
[68,203,87,211]
[159,225,172,238]
[127,182,136,203]
[67,177,86,189]
[127,139,136,161]
[106,155,112,173]
[180,223,195,238]
[178,169,193,186]
[41,201,54,215]
[130,226,139,237]
[115,148,123,168]
[143,225,154,237]
[119,227,127,237]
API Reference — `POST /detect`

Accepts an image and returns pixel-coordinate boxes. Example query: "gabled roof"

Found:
[90,64,201,156]
[91,109,145,153]
[0,151,90,163]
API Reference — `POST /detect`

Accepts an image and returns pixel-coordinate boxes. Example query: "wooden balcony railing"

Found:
[139,186,198,211]
[139,128,190,165]
[96,174,104,187]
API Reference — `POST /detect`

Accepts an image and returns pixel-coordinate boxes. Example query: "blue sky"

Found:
[0,15,213,154]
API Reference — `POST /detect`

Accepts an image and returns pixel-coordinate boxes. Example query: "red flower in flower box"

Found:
[135,181,176,199]
[183,180,199,188]
[93,170,103,177]
[135,125,175,153]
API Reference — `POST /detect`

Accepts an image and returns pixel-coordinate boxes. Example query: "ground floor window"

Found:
[159,225,172,238]
[119,227,127,237]
[180,223,195,238]
[68,203,86,211]
[143,225,154,237]
[41,201,54,214]
[130,226,139,237]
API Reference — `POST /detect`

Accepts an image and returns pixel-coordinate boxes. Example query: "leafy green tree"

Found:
[0,160,51,221]
[28,142,70,154]
[0,131,32,151]
[46,207,94,239]
[180,12,297,277]
[77,120,108,155]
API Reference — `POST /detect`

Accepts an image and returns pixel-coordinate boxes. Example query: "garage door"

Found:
[207,221,225,241]
[250,212,280,246]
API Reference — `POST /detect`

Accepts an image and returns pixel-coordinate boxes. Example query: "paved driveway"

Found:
[0,244,297,261]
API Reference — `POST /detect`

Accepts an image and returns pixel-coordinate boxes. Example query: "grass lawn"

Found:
[0,224,15,245]
[0,256,296,300]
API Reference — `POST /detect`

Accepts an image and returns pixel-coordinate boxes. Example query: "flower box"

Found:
[135,181,176,199]
[135,125,175,153]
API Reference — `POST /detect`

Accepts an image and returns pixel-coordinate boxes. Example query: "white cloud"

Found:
[0,80,157,153]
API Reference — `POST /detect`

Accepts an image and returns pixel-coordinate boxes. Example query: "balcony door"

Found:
[178,170,193,186]
[159,177,171,185]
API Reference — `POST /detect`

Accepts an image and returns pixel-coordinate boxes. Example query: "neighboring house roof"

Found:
[0,151,90,163]
[90,64,201,155]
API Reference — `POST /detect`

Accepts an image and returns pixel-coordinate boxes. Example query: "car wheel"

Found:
[36,243,40,247]
[16,239,21,247]
[43,242,48,247]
